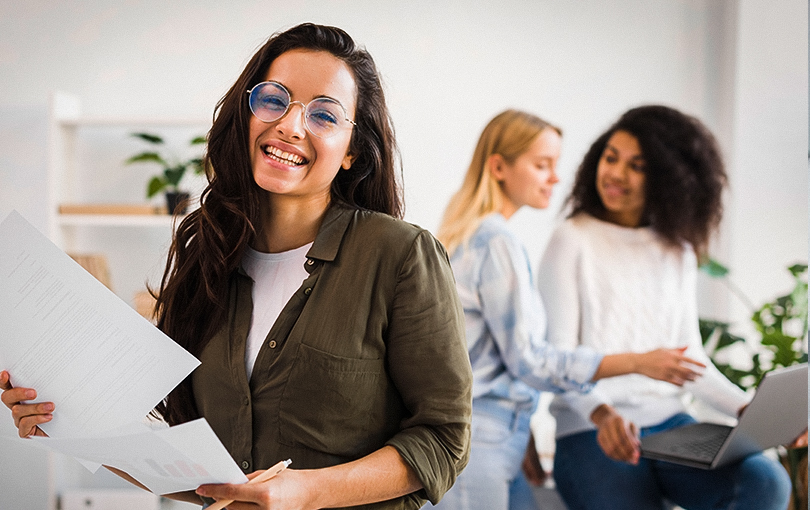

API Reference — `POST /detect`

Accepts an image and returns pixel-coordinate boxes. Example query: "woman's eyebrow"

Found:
[605,143,644,161]
[271,80,346,105]
[315,94,346,104]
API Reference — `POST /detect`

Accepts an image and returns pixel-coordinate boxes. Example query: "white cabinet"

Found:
[47,91,210,309]
[43,91,211,509]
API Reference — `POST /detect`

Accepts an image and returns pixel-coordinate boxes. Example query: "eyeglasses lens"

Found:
[248,82,348,138]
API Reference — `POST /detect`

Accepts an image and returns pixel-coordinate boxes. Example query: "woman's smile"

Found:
[261,143,308,167]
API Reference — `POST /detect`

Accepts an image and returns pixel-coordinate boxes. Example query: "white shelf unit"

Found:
[43,91,211,510]
[47,91,210,307]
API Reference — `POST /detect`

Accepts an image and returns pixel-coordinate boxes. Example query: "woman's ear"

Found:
[341,153,354,170]
[488,154,506,181]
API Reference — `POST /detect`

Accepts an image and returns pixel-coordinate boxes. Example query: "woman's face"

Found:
[248,49,357,210]
[596,130,647,227]
[492,127,562,219]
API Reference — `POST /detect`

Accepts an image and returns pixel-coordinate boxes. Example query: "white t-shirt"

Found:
[242,243,312,379]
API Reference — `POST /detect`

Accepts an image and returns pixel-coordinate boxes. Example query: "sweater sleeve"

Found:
[677,248,751,416]
[383,230,473,505]
[479,233,601,393]
[537,222,612,420]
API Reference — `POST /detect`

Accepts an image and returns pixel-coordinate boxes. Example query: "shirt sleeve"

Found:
[677,249,751,416]
[383,230,473,504]
[479,233,601,394]
[537,223,612,420]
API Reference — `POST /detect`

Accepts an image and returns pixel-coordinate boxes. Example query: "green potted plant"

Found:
[700,260,808,510]
[125,132,206,214]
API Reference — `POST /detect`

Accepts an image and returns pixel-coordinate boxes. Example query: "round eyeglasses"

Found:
[247,81,356,139]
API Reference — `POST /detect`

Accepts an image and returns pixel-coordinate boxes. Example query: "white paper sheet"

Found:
[31,418,248,495]
[0,210,200,437]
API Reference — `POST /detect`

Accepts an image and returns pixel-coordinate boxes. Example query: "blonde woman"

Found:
[432,110,704,510]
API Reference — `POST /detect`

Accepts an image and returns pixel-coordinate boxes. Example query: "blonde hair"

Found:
[438,109,561,256]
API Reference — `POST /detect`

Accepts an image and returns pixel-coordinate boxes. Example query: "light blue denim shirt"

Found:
[449,214,602,406]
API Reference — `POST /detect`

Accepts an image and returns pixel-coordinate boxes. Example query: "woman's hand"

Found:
[0,370,52,438]
[593,347,705,383]
[590,404,640,464]
[520,433,548,486]
[196,469,313,510]
[196,446,421,510]
[634,347,705,386]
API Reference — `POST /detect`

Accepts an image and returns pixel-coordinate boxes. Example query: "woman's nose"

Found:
[275,102,307,139]
[605,162,627,181]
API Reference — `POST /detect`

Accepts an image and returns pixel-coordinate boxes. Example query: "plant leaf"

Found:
[788,263,808,277]
[761,331,801,366]
[700,258,729,278]
[126,152,167,166]
[699,262,809,393]
[164,166,186,187]
[188,158,204,174]
[190,135,206,145]
[716,329,746,350]
[147,176,166,198]
[131,132,165,144]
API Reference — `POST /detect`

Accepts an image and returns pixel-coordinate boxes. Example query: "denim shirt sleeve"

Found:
[479,233,601,393]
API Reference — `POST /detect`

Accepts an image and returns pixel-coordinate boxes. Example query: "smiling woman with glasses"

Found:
[0,22,473,510]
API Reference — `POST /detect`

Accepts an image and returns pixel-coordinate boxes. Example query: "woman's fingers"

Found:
[1,377,53,438]
[597,415,640,463]
[2,387,35,409]
[520,440,547,486]
[10,401,53,437]
[673,350,706,383]
[669,365,699,385]
[11,401,53,422]
[640,348,706,386]
[678,352,706,369]
[0,370,11,391]
[16,412,52,438]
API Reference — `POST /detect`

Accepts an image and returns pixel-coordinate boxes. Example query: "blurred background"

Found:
[0,1,806,508]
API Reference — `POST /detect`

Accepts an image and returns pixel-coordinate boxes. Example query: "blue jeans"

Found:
[430,396,538,510]
[553,413,791,510]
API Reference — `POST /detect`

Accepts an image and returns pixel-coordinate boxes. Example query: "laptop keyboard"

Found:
[671,427,732,461]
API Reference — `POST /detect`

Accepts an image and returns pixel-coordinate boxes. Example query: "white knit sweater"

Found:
[538,213,750,438]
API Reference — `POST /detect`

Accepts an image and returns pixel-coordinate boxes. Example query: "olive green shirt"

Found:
[191,205,472,509]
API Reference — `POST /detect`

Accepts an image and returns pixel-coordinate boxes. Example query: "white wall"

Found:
[724,0,808,330]
[0,0,806,507]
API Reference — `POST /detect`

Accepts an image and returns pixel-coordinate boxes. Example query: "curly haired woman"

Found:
[538,105,792,510]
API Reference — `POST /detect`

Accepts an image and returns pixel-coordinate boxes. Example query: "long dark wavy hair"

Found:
[153,23,402,425]
[566,105,726,258]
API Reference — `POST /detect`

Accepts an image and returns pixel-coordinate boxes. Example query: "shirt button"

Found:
[304,287,312,295]
[306,259,314,266]
[243,397,249,406]
[268,340,277,348]
[241,460,250,470]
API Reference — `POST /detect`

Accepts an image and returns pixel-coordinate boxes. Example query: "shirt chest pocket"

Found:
[278,342,393,458]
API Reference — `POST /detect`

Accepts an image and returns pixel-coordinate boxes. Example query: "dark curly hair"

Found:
[566,105,726,257]
[153,23,401,425]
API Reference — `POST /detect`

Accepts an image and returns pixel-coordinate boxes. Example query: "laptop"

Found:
[640,363,808,469]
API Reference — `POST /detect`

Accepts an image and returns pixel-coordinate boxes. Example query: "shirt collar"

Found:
[236,205,354,278]
[306,204,353,263]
